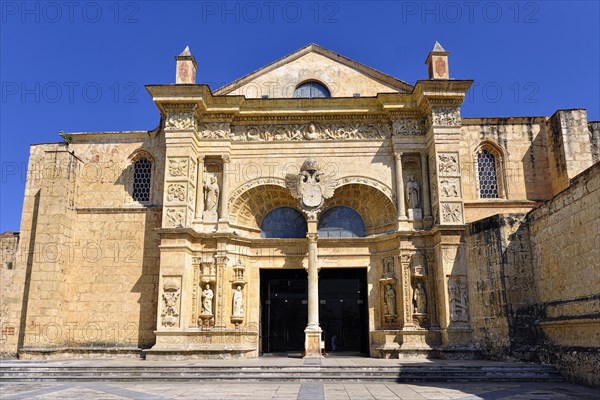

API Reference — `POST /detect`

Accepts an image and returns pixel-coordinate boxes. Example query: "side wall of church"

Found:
[1,136,166,357]
[465,162,600,387]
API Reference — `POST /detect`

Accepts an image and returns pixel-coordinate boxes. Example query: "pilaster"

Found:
[162,104,199,229]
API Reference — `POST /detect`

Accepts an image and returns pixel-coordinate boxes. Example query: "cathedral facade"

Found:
[1,44,598,382]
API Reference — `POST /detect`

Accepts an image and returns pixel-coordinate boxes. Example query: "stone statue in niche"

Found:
[160,279,180,327]
[201,283,214,315]
[448,279,468,322]
[413,282,427,314]
[382,257,395,279]
[384,284,397,318]
[204,176,219,216]
[232,286,244,317]
[406,175,420,209]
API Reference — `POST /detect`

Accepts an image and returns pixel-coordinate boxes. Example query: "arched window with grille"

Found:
[293,81,331,98]
[131,155,153,203]
[476,144,505,199]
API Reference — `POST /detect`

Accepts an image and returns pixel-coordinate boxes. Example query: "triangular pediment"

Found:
[214,44,413,98]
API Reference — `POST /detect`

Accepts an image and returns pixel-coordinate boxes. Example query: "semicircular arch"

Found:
[323,183,396,235]
[229,184,301,230]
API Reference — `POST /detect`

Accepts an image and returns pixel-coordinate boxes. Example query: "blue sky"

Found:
[1,1,599,232]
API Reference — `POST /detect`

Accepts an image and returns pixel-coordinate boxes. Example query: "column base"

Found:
[304,327,323,358]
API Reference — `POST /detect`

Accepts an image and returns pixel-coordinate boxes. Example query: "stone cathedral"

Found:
[1,43,598,385]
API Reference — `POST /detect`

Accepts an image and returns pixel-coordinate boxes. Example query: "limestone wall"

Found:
[1,138,164,358]
[465,162,600,387]
[589,121,600,163]
[0,232,19,357]
[460,118,552,223]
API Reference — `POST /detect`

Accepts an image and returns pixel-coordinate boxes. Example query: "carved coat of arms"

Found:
[285,159,335,210]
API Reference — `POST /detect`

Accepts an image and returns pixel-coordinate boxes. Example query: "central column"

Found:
[304,219,322,358]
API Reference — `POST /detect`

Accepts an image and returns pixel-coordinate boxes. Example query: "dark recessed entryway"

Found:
[260,268,368,355]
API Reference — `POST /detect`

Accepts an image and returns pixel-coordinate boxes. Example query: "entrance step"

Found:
[0,363,563,383]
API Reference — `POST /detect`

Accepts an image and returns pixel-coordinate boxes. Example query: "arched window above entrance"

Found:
[293,81,331,98]
[260,207,307,238]
[318,206,365,238]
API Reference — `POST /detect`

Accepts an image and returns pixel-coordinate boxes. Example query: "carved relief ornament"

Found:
[226,122,391,141]
[430,107,461,126]
[165,112,198,130]
[392,118,425,135]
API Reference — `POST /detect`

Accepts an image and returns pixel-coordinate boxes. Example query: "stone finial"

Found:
[425,41,450,80]
[175,45,197,84]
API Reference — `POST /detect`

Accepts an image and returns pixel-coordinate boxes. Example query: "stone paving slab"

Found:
[1,382,599,400]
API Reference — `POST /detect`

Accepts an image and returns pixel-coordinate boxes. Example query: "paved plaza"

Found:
[1,381,600,400]
[2,357,600,400]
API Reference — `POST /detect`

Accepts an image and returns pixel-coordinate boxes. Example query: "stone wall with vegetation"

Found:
[466,162,600,387]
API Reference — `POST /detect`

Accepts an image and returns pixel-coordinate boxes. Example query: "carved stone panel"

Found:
[160,277,181,328]
[198,122,231,139]
[392,118,425,135]
[438,153,459,175]
[231,122,391,141]
[167,183,186,202]
[165,112,198,131]
[168,158,188,177]
[430,107,461,126]
[448,276,469,323]
[441,202,463,224]
[165,207,186,227]
[439,178,461,198]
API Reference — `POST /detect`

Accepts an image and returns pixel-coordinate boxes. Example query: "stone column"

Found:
[395,152,407,220]
[218,155,230,221]
[304,225,322,358]
[421,152,431,217]
[195,156,204,220]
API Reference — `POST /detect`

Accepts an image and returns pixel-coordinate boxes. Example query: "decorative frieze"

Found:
[165,111,198,130]
[392,118,425,135]
[430,107,461,126]
[226,122,391,141]
[197,122,231,139]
